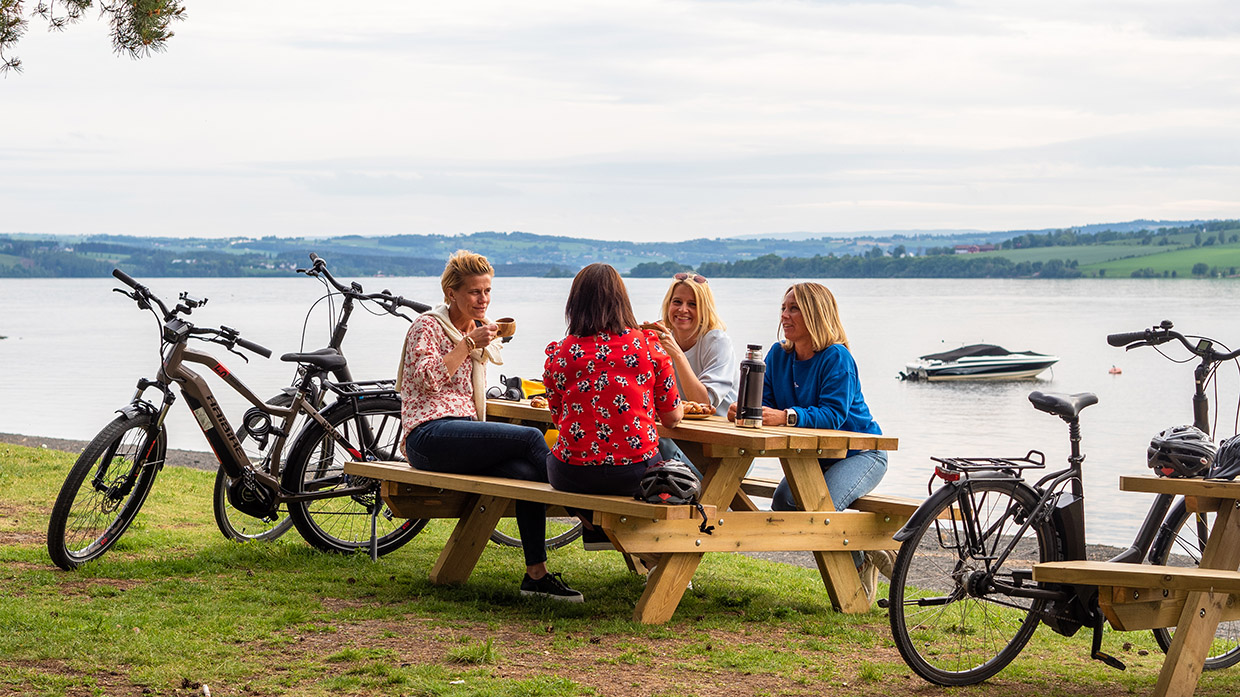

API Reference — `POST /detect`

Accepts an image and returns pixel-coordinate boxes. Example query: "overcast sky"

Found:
[4,1,1240,242]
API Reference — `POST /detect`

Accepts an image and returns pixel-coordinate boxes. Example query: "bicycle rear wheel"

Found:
[1150,503,1240,669]
[888,479,1055,686]
[47,413,165,570]
[282,396,427,555]
[490,517,584,550]
[212,393,296,542]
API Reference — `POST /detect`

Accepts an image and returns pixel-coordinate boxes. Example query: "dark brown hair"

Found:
[565,263,638,336]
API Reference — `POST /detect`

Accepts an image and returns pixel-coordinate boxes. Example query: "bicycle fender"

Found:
[892,473,1035,542]
[893,484,960,542]
[116,401,157,420]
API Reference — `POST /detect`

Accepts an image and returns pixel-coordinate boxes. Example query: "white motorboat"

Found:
[900,344,1059,382]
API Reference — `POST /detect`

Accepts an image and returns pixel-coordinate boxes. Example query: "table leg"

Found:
[429,494,508,585]
[1151,501,1240,697]
[782,456,869,614]
[630,455,751,623]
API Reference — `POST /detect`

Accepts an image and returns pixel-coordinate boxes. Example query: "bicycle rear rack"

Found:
[931,450,1046,478]
[324,379,397,399]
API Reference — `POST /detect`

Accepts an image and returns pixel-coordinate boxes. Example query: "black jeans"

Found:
[405,417,551,567]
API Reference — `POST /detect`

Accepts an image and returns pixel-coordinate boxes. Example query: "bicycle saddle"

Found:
[280,348,348,372]
[1028,391,1098,420]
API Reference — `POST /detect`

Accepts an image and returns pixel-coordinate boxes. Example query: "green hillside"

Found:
[1083,244,1240,278]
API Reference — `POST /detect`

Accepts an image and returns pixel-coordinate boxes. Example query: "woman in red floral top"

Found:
[543,264,683,505]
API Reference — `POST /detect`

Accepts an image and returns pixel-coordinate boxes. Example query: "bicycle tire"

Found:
[489,517,584,550]
[47,412,165,570]
[1150,502,1240,669]
[211,393,296,543]
[282,395,427,555]
[888,478,1056,686]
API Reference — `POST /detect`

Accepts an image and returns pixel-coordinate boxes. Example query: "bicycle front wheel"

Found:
[888,479,1056,686]
[1150,503,1240,669]
[282,396,427,555]
[47,413,165,570]
[490,517,584,550]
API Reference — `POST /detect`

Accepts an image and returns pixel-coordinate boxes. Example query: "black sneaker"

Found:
[520,572,584,602]
[580,527,615,551]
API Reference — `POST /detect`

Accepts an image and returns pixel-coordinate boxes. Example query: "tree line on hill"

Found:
[628,254,1083,279]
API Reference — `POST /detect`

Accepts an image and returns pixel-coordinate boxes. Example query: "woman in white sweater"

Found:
[645,272,737,469]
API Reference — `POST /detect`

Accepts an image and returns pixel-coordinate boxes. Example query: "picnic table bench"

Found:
[345,399,903,624]
[1032,475,1240,697]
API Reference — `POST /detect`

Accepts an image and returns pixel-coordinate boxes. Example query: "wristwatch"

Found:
[785,409,798,427]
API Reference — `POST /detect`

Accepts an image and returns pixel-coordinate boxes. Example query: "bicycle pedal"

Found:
[1090,650,1125,671]
[876,598,890,609]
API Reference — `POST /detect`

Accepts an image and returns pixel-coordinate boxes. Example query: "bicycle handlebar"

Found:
[1108,321,1240,363]
[112,267,141,290]
[298,253,431,315]
[235,336,273,359]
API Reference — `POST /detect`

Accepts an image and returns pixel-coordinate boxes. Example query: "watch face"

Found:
[787,410,797,426]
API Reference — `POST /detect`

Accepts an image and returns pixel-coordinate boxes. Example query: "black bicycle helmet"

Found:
[1147,425,1215,478]
[1208,434,1240,481]
[636,459,700,505]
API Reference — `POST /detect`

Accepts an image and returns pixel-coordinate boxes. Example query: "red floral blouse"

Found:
[543,329,680,466]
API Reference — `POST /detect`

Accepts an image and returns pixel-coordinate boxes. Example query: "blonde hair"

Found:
[440,250,494,302]
[660,276,726,341]
[779,282,849,353]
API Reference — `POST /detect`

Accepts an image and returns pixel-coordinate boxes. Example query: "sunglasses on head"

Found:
[674,272,708,284]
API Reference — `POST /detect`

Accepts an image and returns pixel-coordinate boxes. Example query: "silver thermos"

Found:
[735,344,765,428]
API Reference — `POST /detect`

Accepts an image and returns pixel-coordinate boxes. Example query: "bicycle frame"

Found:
[134,337,379,504]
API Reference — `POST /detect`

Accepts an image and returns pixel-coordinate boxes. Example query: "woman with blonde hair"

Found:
[727,281,889,601]
[399,250,581,602]
[645,272,736,416]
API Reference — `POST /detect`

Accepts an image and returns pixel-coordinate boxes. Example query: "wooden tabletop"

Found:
[1120,474,1240,498]
[486,398,898,454]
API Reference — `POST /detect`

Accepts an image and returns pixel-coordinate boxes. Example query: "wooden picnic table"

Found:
[484,399,901,622]
[1033,475,1240,697]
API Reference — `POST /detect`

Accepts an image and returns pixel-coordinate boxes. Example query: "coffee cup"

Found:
[495,317,516,338]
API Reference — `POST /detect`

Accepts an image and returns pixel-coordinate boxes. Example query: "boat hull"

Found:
[901,356,1059,382]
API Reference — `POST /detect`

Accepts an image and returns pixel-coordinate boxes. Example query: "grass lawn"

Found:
[5,442,1240,696]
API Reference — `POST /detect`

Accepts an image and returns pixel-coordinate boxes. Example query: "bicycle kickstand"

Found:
[1090,614,1126,670]
[369,503,379,562]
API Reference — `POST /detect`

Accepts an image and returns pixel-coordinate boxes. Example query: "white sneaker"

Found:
[858,555,878,606]
[868,549,897,580]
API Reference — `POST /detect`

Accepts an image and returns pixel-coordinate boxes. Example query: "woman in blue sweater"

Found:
[728,281,890,598]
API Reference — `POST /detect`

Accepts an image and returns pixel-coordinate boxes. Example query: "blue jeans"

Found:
[771,449,888,566]
[405,417,551,567]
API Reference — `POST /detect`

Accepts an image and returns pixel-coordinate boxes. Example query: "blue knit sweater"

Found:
[762,342,881,434]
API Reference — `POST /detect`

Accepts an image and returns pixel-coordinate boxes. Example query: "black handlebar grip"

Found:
[236,336,272,359]
[112,268,141,289]
[308,252,326,270]
[1107,330,1149,347]
[399,297,432,313]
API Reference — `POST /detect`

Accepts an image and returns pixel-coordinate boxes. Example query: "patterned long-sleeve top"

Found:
[400,313,476,435]
[543,328,680,466]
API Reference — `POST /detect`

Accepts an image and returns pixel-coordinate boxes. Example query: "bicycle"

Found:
[883,320,1240,686]
[212,253,431,543]
[277,255,582,551]
[47,268,426,569]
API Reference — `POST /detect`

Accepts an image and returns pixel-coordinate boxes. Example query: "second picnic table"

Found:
[350,399,902,624]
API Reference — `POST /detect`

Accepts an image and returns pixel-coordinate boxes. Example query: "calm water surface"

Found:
[3,276,1238,547]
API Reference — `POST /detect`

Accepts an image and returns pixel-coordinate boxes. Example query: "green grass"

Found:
[6,442,1240,695]
[1083,244,1240,278]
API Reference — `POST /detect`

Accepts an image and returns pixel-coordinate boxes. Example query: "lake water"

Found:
[3,275,1239,547]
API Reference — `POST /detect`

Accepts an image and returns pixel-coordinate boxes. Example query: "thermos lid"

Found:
[747,343,762,350]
